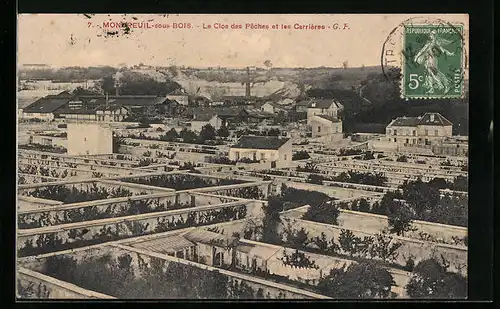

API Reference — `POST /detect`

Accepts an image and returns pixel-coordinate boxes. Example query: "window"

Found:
[84,137,87,142]
[260,153,265,161]
[387,129,391,135]
[393,138,397,142]
[425,129,429,135]
[406,138,409,144]
[235,151,240,160]
[318,126,321,133]
[393,129,397,135]
[435,129,439,136]
[412,130,416,136]
[284,154,288,161]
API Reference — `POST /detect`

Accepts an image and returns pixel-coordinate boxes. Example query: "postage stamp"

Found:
[402,24,464,99]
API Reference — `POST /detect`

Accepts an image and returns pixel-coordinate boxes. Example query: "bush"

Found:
[292,150,310,161]
[396,155,408,162]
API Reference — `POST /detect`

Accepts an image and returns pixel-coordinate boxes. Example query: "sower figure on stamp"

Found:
[414,30,455,94]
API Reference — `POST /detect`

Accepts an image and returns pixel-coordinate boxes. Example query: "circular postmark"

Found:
[381,17,467,99]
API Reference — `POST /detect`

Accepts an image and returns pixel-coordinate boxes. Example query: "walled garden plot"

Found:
[17,198,252,257]
[17,243,325,299]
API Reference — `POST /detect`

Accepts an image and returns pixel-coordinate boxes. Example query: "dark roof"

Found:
[390,113,453,127]
[308,99,340,109]
[296,99,314,106]
[418,113,453,126]
[78,96,167,106]
[56,91,72,97]
[57,108,97,115]
[192,113,217,121]
[23,96,71,113]
[232,135,291,150]
[316,115,341,122]
[95,104,129,112]
[167,88,187,96]
[390,117,420,126]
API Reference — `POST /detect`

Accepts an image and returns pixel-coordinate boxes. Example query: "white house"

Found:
[229,135,292,168]
[306,99,343,125]
[310,115,343,138]
[166,88,189,106]
[190,114,223,132]
[386,112,453,146]
[67,122,113,155]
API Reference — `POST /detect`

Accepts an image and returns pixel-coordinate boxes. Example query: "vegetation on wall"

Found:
[123,174,246,190]
[24,184,134,204]
[18,204,248,257]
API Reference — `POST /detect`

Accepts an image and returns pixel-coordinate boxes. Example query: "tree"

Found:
[338,229,359,258]
[199,124,217,142]
[261,196,284,245]
[179,128,198,144]
[387,202,416,236]
[280,249,319,269]
[358,199,370,212]
[406,258,467,299]
[317,261,395,299]
[217,125,230,138]
[263,60,273,69]
[161,128,179,141]
[369,232,402,263]
[302,200,340,225]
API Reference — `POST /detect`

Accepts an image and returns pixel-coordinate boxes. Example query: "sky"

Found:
[18,14,469,69]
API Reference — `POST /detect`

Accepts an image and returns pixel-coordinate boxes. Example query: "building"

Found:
[95,105,130,122]
[166,88,189,106]
[67,122,113,155]
[306,99,343,124]
[310,115,343,138]
[190,114,223,132]
[20,93,72,121]
[229,135,292,168]
[260,102,287,114]
[385,112,453,146]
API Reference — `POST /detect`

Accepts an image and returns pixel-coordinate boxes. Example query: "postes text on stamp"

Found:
[402,24,464,99]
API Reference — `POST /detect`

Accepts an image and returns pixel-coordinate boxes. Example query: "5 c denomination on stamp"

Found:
[402,24,464,99]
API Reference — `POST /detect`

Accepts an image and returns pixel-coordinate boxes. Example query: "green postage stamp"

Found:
[402,24,465,99]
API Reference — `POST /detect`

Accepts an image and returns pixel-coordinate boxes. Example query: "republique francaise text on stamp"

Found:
[402,24,464,99]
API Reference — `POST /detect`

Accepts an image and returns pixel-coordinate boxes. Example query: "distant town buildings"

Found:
[190,114,223,132]
[67,122,113,155]
[229,135,292,168]
[166,88,189,106]
[385,113,453,146]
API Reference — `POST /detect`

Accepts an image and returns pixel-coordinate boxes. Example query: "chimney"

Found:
[245,66,251,97]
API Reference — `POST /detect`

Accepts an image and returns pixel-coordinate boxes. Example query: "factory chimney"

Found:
[245,66,251,97]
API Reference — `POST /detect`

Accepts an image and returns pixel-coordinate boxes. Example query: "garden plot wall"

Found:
[17,200,255,257]
[19,150,152,172]
[277,181,381,200]
[18,173,60,185]
[18,243,328,299]
[193,180,273,200]
[17,267,115,299]
[336,209,468,246]
[18,196,63,212]
[18,179,173,203]
[279,216,467,276]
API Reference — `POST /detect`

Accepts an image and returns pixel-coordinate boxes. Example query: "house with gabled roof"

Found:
[229,135,292,168]
[166,88,189,106]
[306,98,344,125]
[21,95,72,121]
[385,112,453,146]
